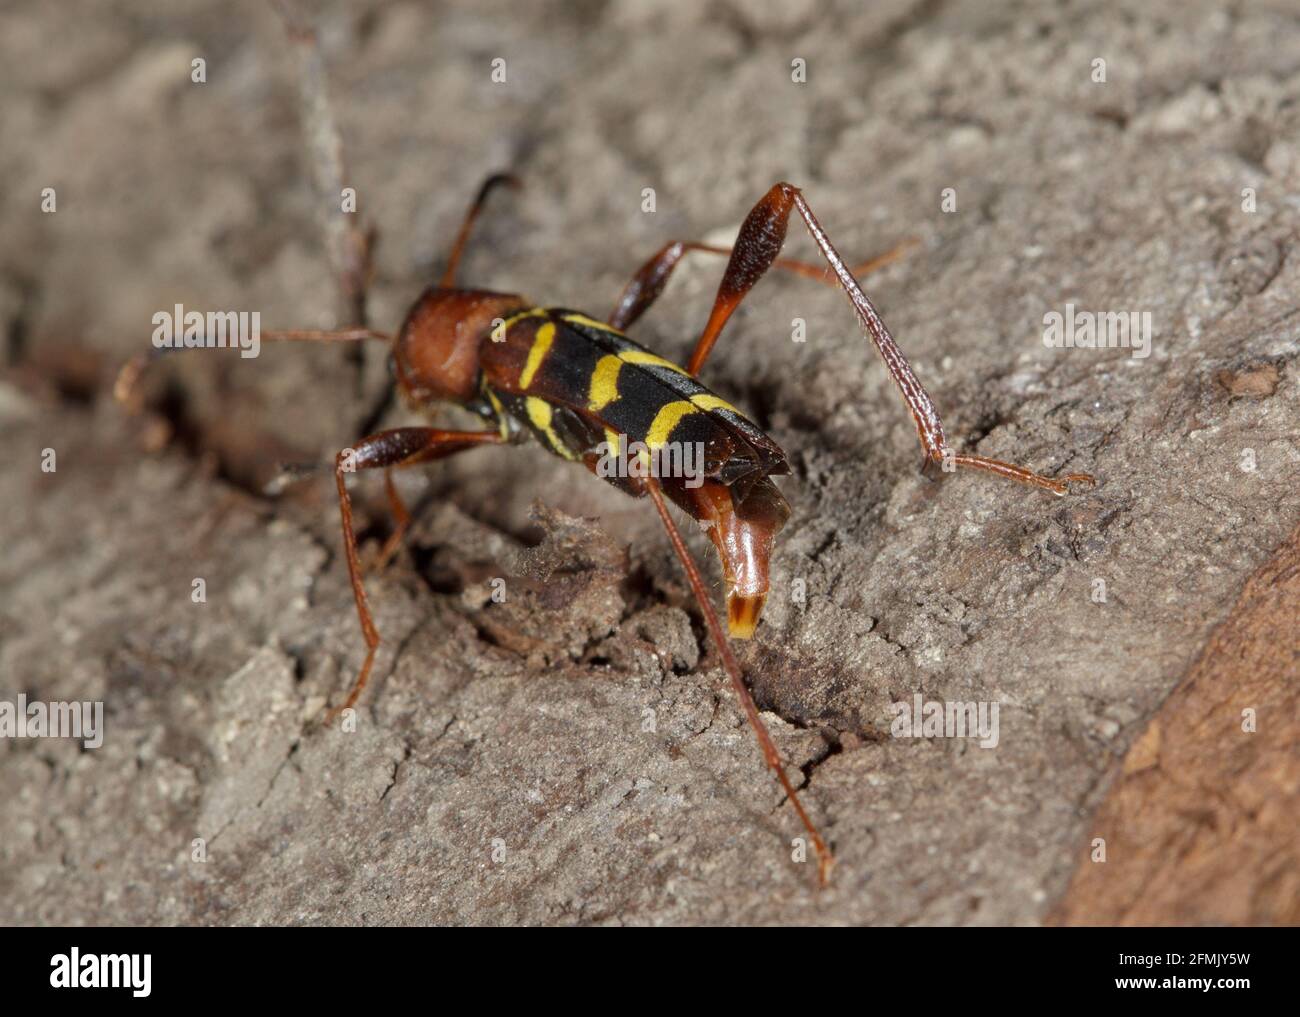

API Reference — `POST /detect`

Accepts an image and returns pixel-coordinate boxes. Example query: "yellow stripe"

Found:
[484,387,510,440]
[525,396,576,460]
[619,349,690,375]
[689,393,748,419]
[588,355,622,412]
[603,428,621,456]
[519,321,555,389]
[503,307,547,330]
[646,400,698,450]
[561,312,625,335]
[526,396,550,429]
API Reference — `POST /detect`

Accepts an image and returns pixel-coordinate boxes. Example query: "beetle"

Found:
[119,170,1095,884]
[122,174,1097,883]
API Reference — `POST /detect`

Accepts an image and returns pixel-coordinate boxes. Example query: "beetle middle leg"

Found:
[684,183,1093,495]
[608,239,913,332]
[327,427,505,723]
[370,469,413,573]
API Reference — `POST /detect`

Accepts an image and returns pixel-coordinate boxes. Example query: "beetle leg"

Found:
[371,469,412,573]
[608,239,912,333]
[644,475,834,886]
[688,183,1094,496]
[326,427,505,724]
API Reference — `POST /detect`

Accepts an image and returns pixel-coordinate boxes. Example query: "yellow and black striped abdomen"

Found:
[478,307,788,493]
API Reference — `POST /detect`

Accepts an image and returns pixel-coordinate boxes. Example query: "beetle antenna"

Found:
[113,328,393,409]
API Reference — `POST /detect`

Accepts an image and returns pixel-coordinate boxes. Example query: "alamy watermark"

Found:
[50,949,150,997]
[889,694,999,748]
[152,303,260,359]
[595,436,706,489]
[1043,302,1151,360]
[0,694,103,749]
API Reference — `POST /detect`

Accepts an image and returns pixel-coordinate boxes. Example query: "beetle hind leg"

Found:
[684,182,1095,494]
[643,475,833,884]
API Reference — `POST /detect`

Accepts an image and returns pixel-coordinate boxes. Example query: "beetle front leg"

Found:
[327,427,504,723]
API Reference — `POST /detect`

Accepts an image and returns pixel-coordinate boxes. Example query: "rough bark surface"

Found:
[1052,523,1300,927]
[2,0,1298,925]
